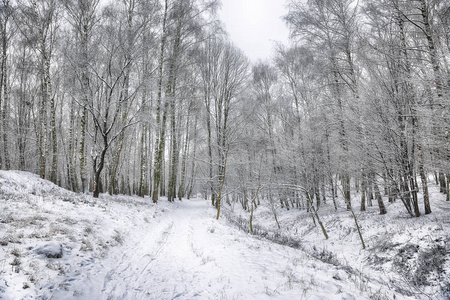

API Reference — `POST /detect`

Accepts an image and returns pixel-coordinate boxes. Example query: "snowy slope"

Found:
[0,170,448,299]
[228,188,450,300]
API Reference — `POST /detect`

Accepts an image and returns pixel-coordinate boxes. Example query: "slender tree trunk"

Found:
[93,134,108,198]
[68,97,78,191]
[0,25,3,170]
[167,44,181,202]
[1,70,9,170]
[351,208,365,249]
[325,129,337,211]
[49,90,57,183]
[79,38,90,193]
[400,174,413,216]
[109,103,129,195]
[17,47,29,171]
[205,96,214,205]
[216,151,228,220]
[178,106,191,200]
[139,123,148,197]
[372,171,387,215]
[187,114,198,199]
[333,67,351,210]
[409,174,420,217]
[416,134,431,214]
[152,0,169,203]
[360,170,366,212]
[109,3,134,195]
[79,106,88,192]
[0,21,9,170]
[160,153,166,197]
[305,190,328,239]
[447,174,450,201]
[38,53,49,179]
[167,96,178,202]
[439,173,447,194]
[409,116,420,217]
[249,184,261,234]
[268,190,281,229]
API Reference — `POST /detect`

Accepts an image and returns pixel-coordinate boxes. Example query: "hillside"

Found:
[0,171,448,299]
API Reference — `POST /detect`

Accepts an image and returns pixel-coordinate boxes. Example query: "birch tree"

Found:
[151,0,219,203]
[16,0,59,180]
[198,38,248,216]
[285,0,361,210]
[0,0,13,170]
[63,0,100,192]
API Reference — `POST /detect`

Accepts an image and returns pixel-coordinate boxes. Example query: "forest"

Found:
[0,0,448,218]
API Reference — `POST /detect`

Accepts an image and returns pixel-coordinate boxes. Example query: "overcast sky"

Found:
[219,0,290,62]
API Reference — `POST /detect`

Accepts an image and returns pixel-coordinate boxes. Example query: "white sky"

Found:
[219,0,290,62]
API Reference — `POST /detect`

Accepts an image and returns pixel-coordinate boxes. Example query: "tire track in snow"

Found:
[140,221,174,274]
[100,220,176,299]
[138,204,209,299]
[97,200,268,300]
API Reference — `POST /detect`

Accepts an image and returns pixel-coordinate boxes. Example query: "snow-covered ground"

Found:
[0,171,448,299]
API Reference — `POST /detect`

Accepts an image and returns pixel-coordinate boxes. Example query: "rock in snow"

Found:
[35,242,63,258]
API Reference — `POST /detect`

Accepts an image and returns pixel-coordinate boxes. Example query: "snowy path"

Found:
[99,200,208,299]
[74,198,365,300]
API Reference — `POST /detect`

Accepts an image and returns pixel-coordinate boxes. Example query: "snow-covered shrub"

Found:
[442,280,450,299]
[413,244,446,286]
[393,243,419,275]
[10,247,20,257]
[311,245,339,266]
[112,230,123,245]
[11,256,21,273]
[80,238,93,252]
[84,226,93,235]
